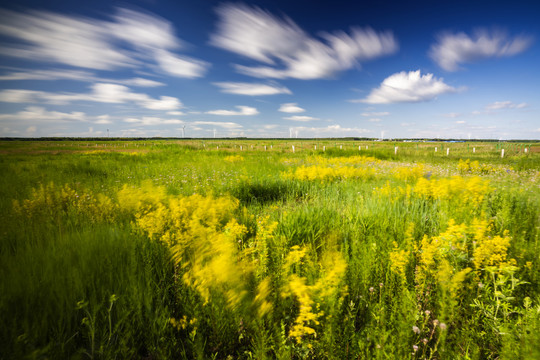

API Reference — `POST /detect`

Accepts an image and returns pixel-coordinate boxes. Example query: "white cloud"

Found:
[0,8,209,78]
[0,89,42,103]
[443,112,462,118]
[26,126,37,134]
[153,49,209,78]
[430,29,533,71]
[361,111,389,117]
[279,103,305,113]
[210,3,397,79]
[0,83,183,110]
[122,77,165,87]
[455,120,466,124]
[167,111,185,116]
[283,115,319,122]
[192,121,242,129]
[213,82,291,96]
[142,96,182,110]
[206,106,259,116]
[358,70,457,104]
[0,9,135,70]
[123,117,183,126]
[290,124,371,137]
[485,101,528,110]
[0,69,165,87]
[109,8,179,50]
[96,115,112,124]
[368,118,382,122]
[0,106,105,124]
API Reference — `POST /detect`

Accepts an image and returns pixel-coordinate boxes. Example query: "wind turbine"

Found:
[289,128,293,138]
[213,128,216,138]
[181,125,185,138]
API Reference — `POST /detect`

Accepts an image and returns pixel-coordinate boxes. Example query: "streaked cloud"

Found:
[206,105,259,116]
[485,101,527,110]
[361,111,389,117]
[430,29,533,71]
[0,83,182,110]
[0,7,209,78]
[283,115,319,121]
[358,70,457,104]
[0,106,116,126]
[442,112,462,118]
[290,124,371,137]
[0,69,165,87]
[123,117,183,126]
[192,121,242,128]
[210,3,397,80]
[0,106,86,122]
[279,103,306,113]
[213,82,291,95]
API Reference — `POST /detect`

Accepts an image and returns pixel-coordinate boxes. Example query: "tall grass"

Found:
[1,139,539,359]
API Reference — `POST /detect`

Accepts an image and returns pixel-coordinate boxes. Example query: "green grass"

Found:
[1,139,539,359]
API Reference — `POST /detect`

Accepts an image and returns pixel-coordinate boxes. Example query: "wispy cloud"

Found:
[0,106,86,122]
[206,105,259,116]
[192,121,242,129]
[368,118,382,122]
[485,101,527,110]
[0,106,117,127]
[213,82,291,95]
[430,29,533,71]
[361,111,389,117]
[290,124,371,137]
[358,70,457,104]
[283,115,319,121]
[279,103,305,113]
[124,117,183,126]
[0,7,209,78]
[0,69,165,87]
[442,112,462,118]
[210,3,397,80]
[0,83,182,110]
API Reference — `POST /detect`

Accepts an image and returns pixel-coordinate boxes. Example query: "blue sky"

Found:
[0,0,539,139]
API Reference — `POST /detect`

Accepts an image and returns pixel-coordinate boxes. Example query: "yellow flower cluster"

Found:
[393,164,426,182]
[282,165,375,182]
[389,241,410,282]
[13,182,116,223]
[169,315,197,330]
[134,190,253,307]
[129,184,277,316]
[416,218,516,289]
[311,155,379,166]
[414,176,491,206]
[457,159,506,175]
[416,220,469,284]
[224,155,244,162]
[471,220,514,271]
[373,181,413,202]
[281,245,347,343]
[117,180,168,214]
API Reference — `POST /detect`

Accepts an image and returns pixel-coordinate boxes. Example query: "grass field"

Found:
[1,139,539,359]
